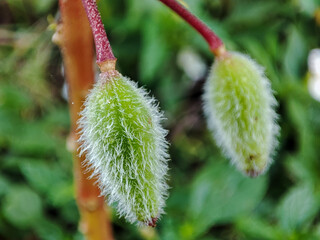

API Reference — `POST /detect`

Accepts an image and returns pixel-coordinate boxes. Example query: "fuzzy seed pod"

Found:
[203,52,279,177]
[79,71,169,226]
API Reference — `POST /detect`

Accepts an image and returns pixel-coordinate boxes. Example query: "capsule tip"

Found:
[147,217,158,228]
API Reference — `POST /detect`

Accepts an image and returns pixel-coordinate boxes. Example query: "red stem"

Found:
[81,0,116,64]
[158,0,224,54]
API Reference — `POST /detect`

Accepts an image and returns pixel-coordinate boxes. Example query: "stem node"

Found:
[98,59,117,73]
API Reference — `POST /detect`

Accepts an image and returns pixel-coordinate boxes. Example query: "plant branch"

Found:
[58,0,114,239]
[81,0,116,72]
[158,0,225,56]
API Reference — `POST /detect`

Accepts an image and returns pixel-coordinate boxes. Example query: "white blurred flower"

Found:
[308,49,320,102]
[177,48,206,81]
[308,76,320,102]
[308,49,320,77]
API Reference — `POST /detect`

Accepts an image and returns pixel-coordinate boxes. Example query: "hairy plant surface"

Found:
[79,72,169,225]
[203,52,279,177]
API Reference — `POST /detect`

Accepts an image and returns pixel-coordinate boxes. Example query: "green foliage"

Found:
[3,186,42,228]
[277,184,319,231]
[187,161,267,237]
[0,18,76,239]
[1,0,320,239]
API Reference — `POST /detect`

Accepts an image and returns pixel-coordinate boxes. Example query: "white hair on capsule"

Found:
[78,71,169,226]
[203,52,279,177]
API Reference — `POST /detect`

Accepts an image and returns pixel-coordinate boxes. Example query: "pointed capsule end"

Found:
[147,217,158,228]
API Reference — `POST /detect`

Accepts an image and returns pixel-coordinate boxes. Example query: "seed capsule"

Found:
[203,52,279,177]
[79,71,169,226]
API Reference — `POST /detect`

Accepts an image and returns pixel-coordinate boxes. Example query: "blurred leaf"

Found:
[140,15,169,83]
[0,109,20,144]
[48,182,74,206]
[0,85,33,112]
[0,176,10,197]
[287,94,309,130]
[19,160,66,194]
[42,106,70,130]
[187,160,267,237]
[60,200,80,224]
[19,159,74,206]
[283,27,308,78]
[2,186,42,228]
[17,37,53,107]
[286,156,318,184]
[225,1,279,26]
[235,215,285,240]
[5,0,29,22]
[277,184,319,231]
[287,97,318,162]
[29,0,56,15]
[160,216,183,240]
[9,122,58,156]
[35,218,64,240]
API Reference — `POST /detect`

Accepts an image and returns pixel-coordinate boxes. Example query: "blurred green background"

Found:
[1,0,320,239]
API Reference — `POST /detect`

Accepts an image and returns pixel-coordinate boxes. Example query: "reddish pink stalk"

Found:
[159,0,224,55]
[81,0,116,64]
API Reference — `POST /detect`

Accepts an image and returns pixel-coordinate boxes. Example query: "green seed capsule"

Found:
[79,71,169,226]
[203,52,279,177]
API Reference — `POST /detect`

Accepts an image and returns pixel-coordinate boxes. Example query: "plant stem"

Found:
[58,0,114,239]
[81,0,117,72]
[158,0,226,56]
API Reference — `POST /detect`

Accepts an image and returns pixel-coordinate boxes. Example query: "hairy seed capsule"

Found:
[203,52,279,177]
[79,71,169,226]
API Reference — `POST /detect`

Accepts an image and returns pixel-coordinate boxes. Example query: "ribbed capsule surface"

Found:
[203,52,279,177]
[79,71,169,226]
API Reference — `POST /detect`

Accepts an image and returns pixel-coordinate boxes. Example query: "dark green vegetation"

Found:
[1,0,320,239]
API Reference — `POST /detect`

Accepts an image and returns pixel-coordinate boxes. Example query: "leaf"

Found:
[0,85,33,112]
[0,176,10,197]
[19,159,74,207]
[283,27,308,78]
[277,184,319,231]
[0,109,20,145]
[34,219,64,240]
[286,156,317,184]
[9,122,57,156]
[41,106,70,130]
[235,216,285,240]
[287,97,309,131]
[29,0,56,15]
[47,182,74,206]
[187,160,268,237]
[5,0,29,22]
[2,186,42,228]
[287,97,318,163]
[225,1,280,27]
[140,17,168,83]
[59,201,80,224]
[19,160,66,194]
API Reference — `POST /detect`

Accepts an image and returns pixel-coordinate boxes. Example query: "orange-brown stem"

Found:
[58,0,113,239]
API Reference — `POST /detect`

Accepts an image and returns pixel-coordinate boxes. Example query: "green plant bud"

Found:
[79,71,169,226]
[203,52,279,177]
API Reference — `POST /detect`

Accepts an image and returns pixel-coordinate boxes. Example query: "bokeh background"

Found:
[1,0,320,239]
